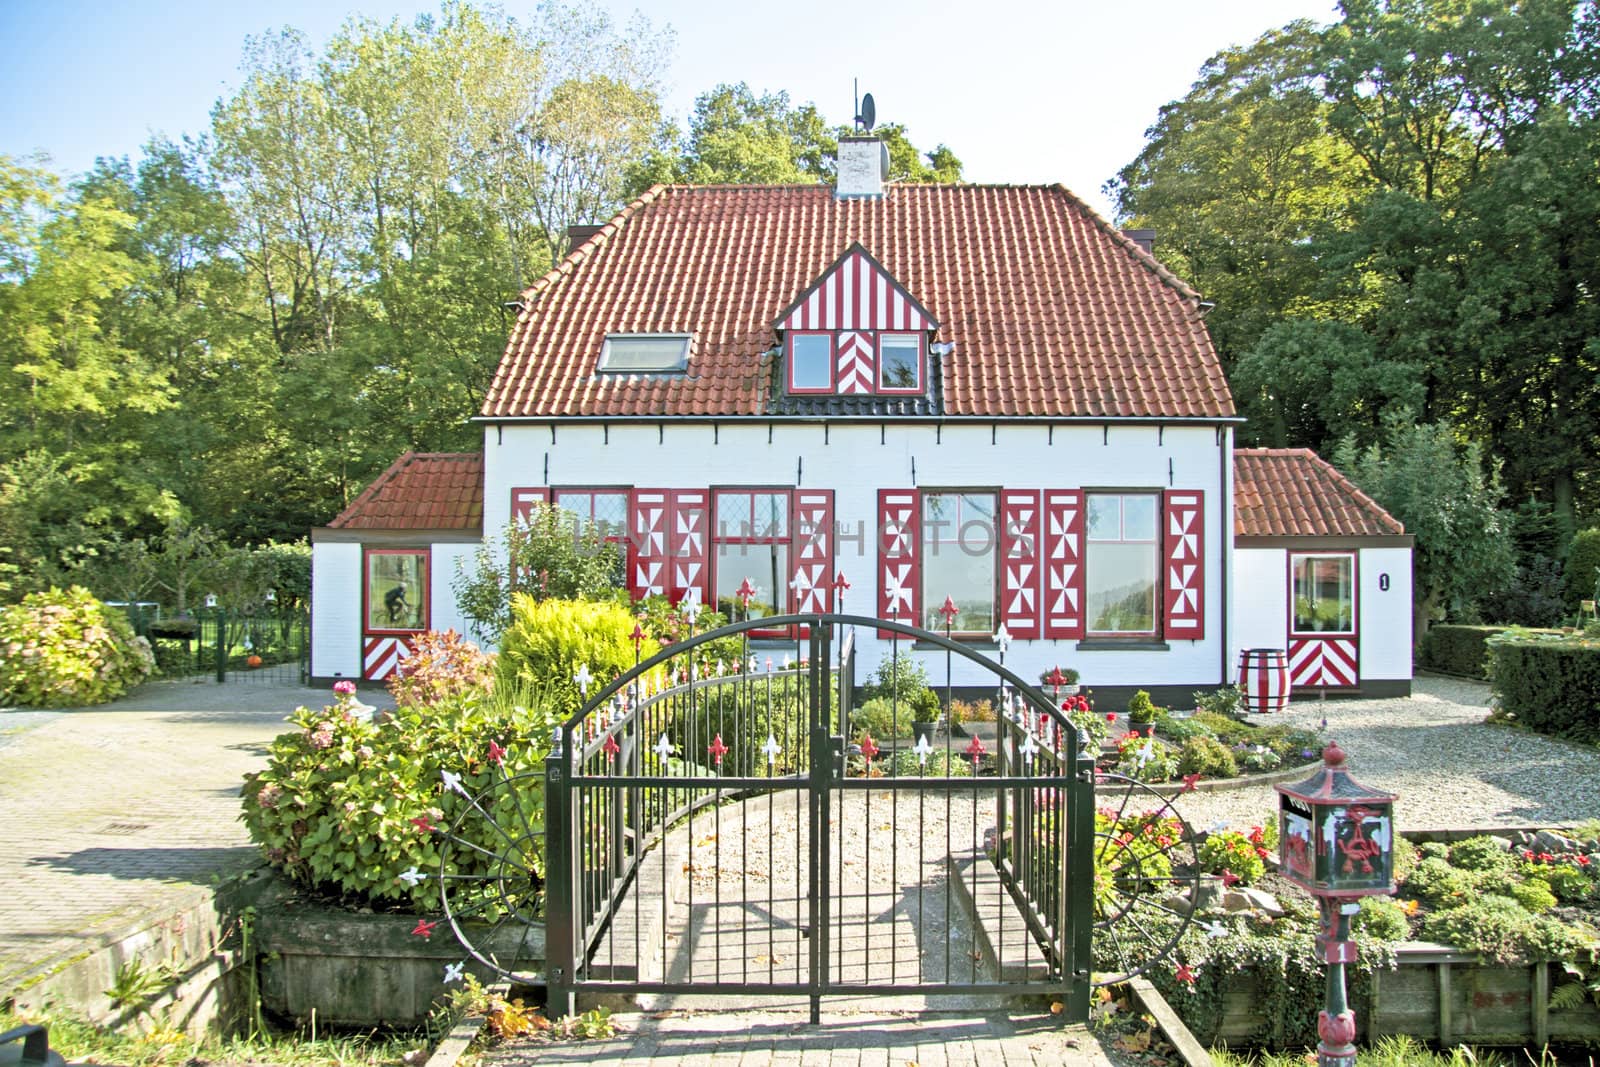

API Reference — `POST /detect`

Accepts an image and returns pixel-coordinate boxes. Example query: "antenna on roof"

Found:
[854,82,876,133]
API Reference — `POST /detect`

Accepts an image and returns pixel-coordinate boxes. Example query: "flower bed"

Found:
[1096,687,1323,786]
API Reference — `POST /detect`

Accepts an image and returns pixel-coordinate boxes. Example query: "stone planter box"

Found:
[253,902,544,1028]
[1204,943,1600,1049]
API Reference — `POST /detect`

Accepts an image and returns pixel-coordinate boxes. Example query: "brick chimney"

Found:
[836,136,890,199]
[1122,228,1156,255]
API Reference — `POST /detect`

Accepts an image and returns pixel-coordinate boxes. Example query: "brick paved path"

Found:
[0,677,393,995]
[486,1009,1110,1066]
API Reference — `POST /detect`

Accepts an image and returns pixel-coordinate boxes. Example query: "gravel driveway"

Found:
[1170,673,1600,834]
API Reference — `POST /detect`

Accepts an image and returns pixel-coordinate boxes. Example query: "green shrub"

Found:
[891,747,972,777]
[1418,895,1592,964]
[867,653,931,704]
[1192,685,1246,719]
[668,674,831,777]
[0,587,154,707]
[633,595,742,671]
[1487,630,1600,741]
[1191,710,1255,743]
[1402,857,1478,907]
[1418,841,1451,862]
[1353,896,1411,941]
[241,682,559,913]
[1392,836,1420,883]
[452,508,625,644]
[496,596,661,718]
[1235,743,1283,771]
[1114,734,1179,782]
[1198,830,1267,885]
[1177,736,1238,779]
[851,696,911,741]
[1155,710,1215,743]
[1094,810,1182,918]
[1418,624,1508,678]
[1564,527,1600,611]
[1448,835,1514,873]
[1511,879,1559,914]
[1127,689,1161,725]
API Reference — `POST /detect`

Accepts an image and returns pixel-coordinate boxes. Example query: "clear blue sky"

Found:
[0,0,1337,221]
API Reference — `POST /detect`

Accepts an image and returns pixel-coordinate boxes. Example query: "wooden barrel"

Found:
[1238,648,1291,714]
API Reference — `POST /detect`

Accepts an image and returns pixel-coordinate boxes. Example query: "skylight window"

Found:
[597,334,691,373]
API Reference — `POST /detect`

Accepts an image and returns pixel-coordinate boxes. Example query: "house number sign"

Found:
[1378,573,1389,591]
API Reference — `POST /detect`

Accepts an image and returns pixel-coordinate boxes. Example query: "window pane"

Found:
[554,492,591,526]
[1087,494,1122,540]
[921,491,996,632]
[600,335,689,372]
[716,493,750,536]
[790,335,831,390]
[715,544,788,618]
[593,492,629,534]
[753,493,789,538]
[1123,495,1157,540]
[1294,556,1353,633]
[1086,542,1156,633]
[879,334,920,390]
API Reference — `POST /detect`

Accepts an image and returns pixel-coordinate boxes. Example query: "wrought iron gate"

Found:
[525,612,1095,1023]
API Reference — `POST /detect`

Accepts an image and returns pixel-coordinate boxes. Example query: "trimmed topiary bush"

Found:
[1177,735,1238,779]
[1418,624,1508,678]
[1564,527,1600,612]
[0,586,154,706]
[1487,629,1600,742]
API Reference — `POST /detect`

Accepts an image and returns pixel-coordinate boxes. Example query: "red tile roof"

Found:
[328,452,484,531]
[483,184,1234,420]
[1234,449,1405,538]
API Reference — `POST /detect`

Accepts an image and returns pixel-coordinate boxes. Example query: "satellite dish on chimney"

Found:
[857,92,876,132]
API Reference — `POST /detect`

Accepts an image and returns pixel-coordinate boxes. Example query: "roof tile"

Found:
[328,453,484,532]
[1234,449,1404,538]
[483,184,1233,420]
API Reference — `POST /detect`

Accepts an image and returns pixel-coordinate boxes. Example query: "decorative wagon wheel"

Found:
[436,768,548,984]
[1090,773,1201,986]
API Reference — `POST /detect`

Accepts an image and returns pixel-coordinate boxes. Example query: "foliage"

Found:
[1093,808,1181,919]
[1449,835,1516,874]
[1192,685,1246,719]
[1198,829,1268,885]
[667,673,829,777]
[1419,623,1512,678]
[949,698,995,724]
[891,747,972,778]
[632,594,742,672]
[1353,895,1411,942]
[386,629,495,708]
[562,1006,617,1040]
[1177,735,1238,779]
[1114,734,1178,783]
[1511,879,1559,914]
[1486,629,1600,742]
[1126,688,1161,724]
[1419,895,1594,965]
[1566,527,1600,611]
[1336,416,1515,639]
[496,596,658,719]
[864,653,940,721]
[0,586,154,706]
[240,681,559,912]
[851,696,911,741]
[453,511,625,645]
[1235,744,1282,772]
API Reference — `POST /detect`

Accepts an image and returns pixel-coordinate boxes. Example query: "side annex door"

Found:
[1287,553,1358,688]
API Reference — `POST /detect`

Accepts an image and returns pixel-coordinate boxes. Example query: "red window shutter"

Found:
[668,490,709,608]
[877,489,920,637]
[510,487,550,525]
[629,489,669,600]
[999,490,1041,639]
[790,490,835,613]
[1163,489,1205,640]
[1042,490,1085,639]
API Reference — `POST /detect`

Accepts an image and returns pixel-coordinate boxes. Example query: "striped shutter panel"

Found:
[999,490,1041,639]
[877,489,920,637]
[510,487,550,526]
[1162,490,1205,640]
[790,490,835,613]
[1042,491,1085,639]
[835,331,875,393]
[668,490,709,608]
[629,489,669,600]
[1289,638,1358,688]
[363,635,411,681]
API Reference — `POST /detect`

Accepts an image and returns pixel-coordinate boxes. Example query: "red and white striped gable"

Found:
[775,244,937,333]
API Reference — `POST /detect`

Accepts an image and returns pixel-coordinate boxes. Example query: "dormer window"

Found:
[598,334,690,373]
[787,333,833,392]
[878,333,922,392]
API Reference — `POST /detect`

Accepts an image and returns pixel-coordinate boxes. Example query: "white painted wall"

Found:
[1233,548,1288,662]
[1359,547,1413,680]
[430,543,478,644]
[483,421,1233,689]
[311,541,362,680]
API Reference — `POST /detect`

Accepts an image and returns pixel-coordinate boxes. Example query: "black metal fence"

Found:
[127,604,308,685]
[534,613,1095,1023]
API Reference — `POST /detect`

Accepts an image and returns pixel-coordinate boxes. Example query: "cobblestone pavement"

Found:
[0,676,393,995]
[485,1009,1111,1066]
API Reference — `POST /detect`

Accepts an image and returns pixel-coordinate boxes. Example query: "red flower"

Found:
[1540,852,1555,862]
[1105,712,1116,723]
[1523,850,1536,860]
[1579,855,1592,867]
[411,815,436,834]
[412,918,439,939]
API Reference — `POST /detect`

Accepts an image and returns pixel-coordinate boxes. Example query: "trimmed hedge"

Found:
[1418,624,1507,678]
[1487,630,1600,742]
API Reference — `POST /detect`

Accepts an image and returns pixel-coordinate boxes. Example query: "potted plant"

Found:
[1040,666,1081,695]
[909,687,941,744]
[1126,689,1160,738]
